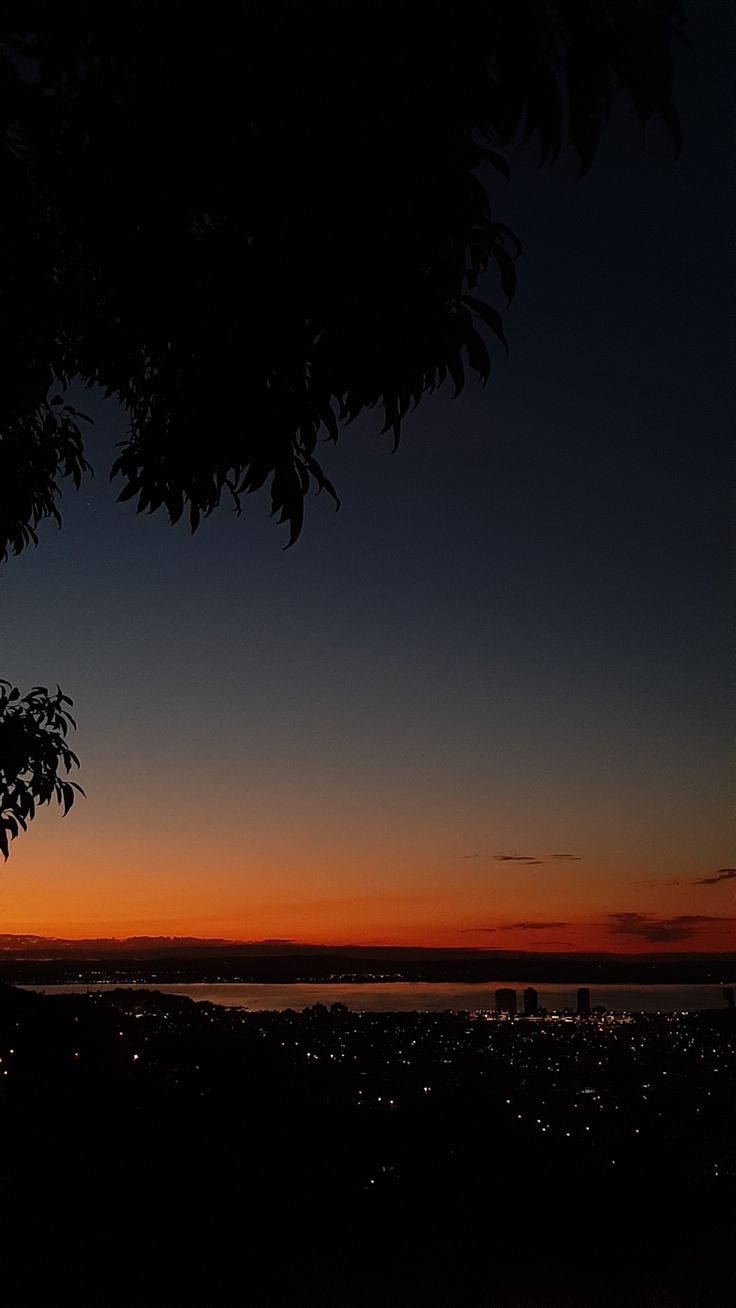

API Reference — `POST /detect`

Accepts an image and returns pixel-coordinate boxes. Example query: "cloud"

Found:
[607,912,735,943]
[694,868,736,886]
[634,879,683,887]
[465,852,579,865]
[499,921,570,931]
[462,921,572,935]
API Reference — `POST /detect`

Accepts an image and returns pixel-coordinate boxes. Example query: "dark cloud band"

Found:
[694,868,736,886]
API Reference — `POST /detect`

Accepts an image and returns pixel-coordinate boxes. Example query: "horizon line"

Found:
[0,932,734,960]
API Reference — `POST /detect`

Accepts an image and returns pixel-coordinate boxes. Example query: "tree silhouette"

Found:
[0,4,686,850]
[0,682,83,859]
[0,5,685,550]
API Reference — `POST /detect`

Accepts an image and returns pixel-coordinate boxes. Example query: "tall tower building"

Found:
[495,988,517,1016]
[523,987,539,1017]
[576,987,591,1017]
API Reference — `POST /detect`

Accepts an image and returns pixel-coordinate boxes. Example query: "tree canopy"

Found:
[0,4,686,854]
[0,4,685,555]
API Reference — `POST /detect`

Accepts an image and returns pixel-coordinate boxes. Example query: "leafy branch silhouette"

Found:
[0,5,685,554]
[0,683,84,858]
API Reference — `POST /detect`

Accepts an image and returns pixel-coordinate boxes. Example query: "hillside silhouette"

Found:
[2,982,732,1306]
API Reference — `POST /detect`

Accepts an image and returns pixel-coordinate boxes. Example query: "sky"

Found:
[1,10,733,951]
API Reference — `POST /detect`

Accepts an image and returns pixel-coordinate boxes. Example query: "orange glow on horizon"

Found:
[2,806,733,955]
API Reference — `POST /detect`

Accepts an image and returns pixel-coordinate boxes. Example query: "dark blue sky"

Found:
[1,7,733,946]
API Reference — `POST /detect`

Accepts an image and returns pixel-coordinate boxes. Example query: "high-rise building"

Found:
[576,987,591,1017]
[495,988,517,1016]
[523,987,539,1017]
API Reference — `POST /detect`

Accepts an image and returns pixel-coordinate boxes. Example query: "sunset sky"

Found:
[1,13,732,953]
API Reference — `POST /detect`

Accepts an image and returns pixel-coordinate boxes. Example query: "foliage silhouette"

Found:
[0,682,83,858]
[0,5,685,553]
[0,5,686,850]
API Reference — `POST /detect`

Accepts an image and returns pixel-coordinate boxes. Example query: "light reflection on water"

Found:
[24,980,727,1013]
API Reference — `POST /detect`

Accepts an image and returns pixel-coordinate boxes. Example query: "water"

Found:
[22,980,729,1013]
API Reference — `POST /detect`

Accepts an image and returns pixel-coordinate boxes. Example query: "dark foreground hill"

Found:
[1,984,733,1306]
